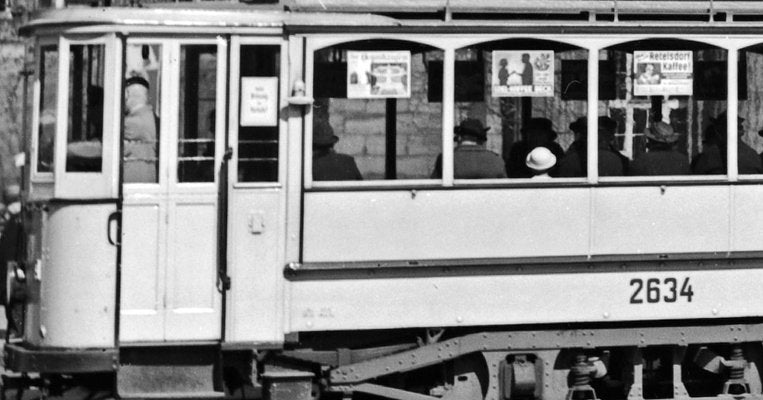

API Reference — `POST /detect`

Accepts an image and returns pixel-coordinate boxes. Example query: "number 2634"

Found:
[629,277,694,304]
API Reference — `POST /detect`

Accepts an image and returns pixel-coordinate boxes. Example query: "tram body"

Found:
[10,1,763,399]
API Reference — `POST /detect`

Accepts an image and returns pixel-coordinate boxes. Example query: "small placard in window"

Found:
[240,77,279,127]
[633,51,693,96]
[491,51,554,97]
[347,51,411,99]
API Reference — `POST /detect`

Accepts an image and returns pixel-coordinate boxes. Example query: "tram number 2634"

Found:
[629,277,694,304]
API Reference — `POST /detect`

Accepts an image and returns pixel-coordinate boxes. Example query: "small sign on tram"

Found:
[633,51,693,96]
[240,77,279,127]
[491,50,554,97]
[347,51,411,99]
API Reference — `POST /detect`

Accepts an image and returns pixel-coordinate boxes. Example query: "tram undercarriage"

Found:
[5,322,762,400]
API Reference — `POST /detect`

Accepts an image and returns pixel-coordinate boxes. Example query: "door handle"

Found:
[107,211,120,246]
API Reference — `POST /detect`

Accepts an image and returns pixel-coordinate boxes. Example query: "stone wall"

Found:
[0,5,29,200]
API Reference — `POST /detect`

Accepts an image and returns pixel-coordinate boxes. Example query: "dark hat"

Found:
[455,118,489,141]
[569,117,587,134]
[598,116,617,132]
[125,75,150,89]
[313,122,338,147]
[522,118,557,141]
[645,121,680,143]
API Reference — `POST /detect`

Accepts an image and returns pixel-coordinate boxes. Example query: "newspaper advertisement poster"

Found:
[240,77,279,127]
[491,50,554,97]
[633,51,693,96]
[347,51,411,99]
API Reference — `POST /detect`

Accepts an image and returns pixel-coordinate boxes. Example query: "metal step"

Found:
[118,346,222,398]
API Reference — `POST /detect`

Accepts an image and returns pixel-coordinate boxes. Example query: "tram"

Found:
[8,1,763,399]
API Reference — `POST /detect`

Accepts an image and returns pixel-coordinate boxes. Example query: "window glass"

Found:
[312,40,443,181]
[238,45,280,183]
[37,45,58,174]
[66,44,105,173]
[124,44,161,183]
[600,40,727,177]
[453,40,588,179]
[737,46,763,175]
[178,45,217,183]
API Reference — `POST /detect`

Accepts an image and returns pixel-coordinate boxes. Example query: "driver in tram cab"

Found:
[629,121,689,176]
[430,118,507,179]
[123,75,158,183]
[312,121,363,181]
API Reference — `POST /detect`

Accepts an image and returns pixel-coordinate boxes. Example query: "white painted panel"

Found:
[303,189,590,262]
[165,198,220,340]
[226,190,284,343]
[732,185,763,252]
[593,186,730,255]
[289,268,760,332]
[42,204,116,347]
[120,202,164,342]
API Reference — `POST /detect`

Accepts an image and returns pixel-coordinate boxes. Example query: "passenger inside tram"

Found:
[430,118,507,179]
[123,75,158,183]
[555,116,629,177]
[312,121,363,181]
[691,112,763,175]
[505,118,564,178]
[629,121,689,176]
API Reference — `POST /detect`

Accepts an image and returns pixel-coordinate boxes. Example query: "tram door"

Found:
[119,38,226,342]
[224,37,288,343]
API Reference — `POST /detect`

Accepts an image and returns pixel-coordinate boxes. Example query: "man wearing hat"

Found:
[505,117,564,178]
[431,118,506,179]
[630,121,689,176]
[312,121,362,181]
[123,75,158,183]
[691,112,763,175]
[556,116,628,177]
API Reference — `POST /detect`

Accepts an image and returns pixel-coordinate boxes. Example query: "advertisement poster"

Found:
[633,51,693,96]
[347,51,411,99]
[491,50,554,97]
[240,77,279,127]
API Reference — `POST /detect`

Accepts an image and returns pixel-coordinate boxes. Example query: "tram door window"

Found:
[311,40,443,181]
[453,40,588,180]
[36,45,58,174]
[124,43,161,184]
[737,46,763,176]
[178,45,216,183]
[237,45,279,183]
[66,44,105,172]
[599,40,727,177]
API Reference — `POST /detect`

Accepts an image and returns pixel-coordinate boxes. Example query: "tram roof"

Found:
[20,1,763,35]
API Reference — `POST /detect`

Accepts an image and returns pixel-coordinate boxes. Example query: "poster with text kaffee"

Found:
[347,51,411,99]
[633,51,693,96]
[491,50,554,97]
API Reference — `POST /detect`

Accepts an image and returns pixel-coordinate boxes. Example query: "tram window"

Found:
[66,44,105,173]
[737,47,763,175]
[37,45,57,174]
[312,41,443,181]
[238,45,280,183]
[599,40,727,177]
[123,44,161,184]
[452,41,587,179]
[178,45,216,183]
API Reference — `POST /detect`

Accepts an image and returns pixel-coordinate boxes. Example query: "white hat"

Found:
[525,146,557,171]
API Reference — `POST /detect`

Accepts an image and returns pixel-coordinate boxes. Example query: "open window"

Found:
[598,39,730,179]
[737,44,763,178]
[308,39,444,185]
[452,38,590,181]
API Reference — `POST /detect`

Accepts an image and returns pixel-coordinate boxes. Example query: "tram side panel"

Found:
[24,203,117,348]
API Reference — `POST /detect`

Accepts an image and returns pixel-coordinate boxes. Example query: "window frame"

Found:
[228,35,287,188]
